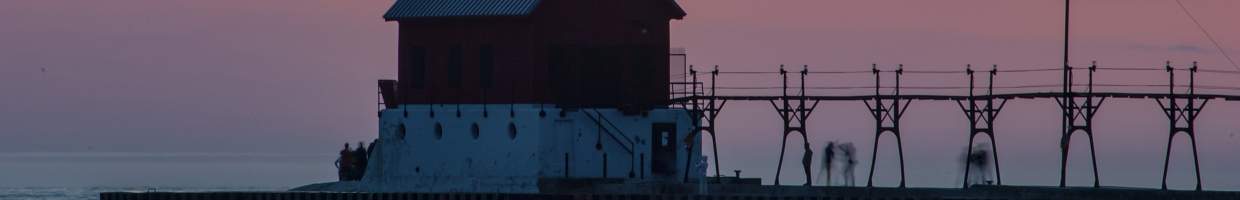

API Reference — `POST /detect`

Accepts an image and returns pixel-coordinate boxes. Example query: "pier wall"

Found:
[101,186,1240,200]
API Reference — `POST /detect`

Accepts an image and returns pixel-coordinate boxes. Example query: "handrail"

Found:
[581,110,635,154]
[590,109,635,146]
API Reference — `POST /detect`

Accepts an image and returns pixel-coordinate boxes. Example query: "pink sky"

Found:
[1,0,1238,189]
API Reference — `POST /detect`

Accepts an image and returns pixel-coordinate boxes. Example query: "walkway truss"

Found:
[669,62,1240,191]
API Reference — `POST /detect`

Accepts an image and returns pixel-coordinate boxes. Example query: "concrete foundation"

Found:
[105,185,1240,200]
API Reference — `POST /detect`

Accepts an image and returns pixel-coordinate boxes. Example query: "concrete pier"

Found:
[102,185,1240,200]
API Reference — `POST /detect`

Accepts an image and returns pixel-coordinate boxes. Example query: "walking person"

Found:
[819,142,836,186]
[840,142,857,187]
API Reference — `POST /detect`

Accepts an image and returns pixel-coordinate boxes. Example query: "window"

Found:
[479,45,494,89]
[507,122,518,140]
[434,123,444,140]
[448,45,463,88]
[405,47,426,88]
[470,123,481,140]
[397,124,407,140]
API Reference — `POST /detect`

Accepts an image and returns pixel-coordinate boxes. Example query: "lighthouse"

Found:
[364,0,697,193]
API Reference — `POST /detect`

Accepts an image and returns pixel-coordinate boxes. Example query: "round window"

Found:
[470,123,481,140]
[397,124,407,140]
[507,123,518,140]
[434,123,444,140]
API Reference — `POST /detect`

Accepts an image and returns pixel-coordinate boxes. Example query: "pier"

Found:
[102,185,1240,200]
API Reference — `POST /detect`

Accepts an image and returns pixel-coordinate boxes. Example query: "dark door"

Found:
[651,123,677,176]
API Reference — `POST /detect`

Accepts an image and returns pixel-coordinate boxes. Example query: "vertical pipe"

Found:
[711,66,723,183]
[1162,126,1174,190]
[1064,0,1071,70]
[1088,127,1100,188]
[866,64,880,188]
[989,65,1002,185]
[1191,61,1203,191]
[963,65,975,188]
[1162,61,1174,190]
[1060,0,1072,188]
[774,65,788,185]
[1088,61,1100,188]
[1190,131,1204,191]
[641,153,646,179]
[895,65,906,188]
[800,65,811,186]
[866,128,880,188]
[685,66,700,183]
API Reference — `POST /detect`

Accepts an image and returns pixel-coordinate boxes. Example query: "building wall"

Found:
[395,0,675,109]
[361,105,700,193]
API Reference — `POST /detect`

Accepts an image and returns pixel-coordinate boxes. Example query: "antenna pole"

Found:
[1064,0,1070,69]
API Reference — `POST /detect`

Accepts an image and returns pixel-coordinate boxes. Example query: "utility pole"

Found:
[1064,0,1070,68]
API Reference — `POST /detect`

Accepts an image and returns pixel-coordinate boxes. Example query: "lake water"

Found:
[0,152,335,199]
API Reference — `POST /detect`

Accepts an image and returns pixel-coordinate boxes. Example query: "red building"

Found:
[385,0,686,110]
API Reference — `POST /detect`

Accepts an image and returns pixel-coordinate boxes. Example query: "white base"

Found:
[355,104,701,193]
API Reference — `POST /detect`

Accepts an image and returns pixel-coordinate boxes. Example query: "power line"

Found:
[1174,0,1240,71]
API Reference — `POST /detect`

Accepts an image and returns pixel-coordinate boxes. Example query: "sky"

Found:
[1,0,1239,190]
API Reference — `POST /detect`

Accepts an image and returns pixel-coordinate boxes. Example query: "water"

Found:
[0,186,287,200]
[0,152,333,199]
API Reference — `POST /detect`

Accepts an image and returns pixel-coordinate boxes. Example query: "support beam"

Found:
[1057,62,1104,188]
[866,64,910,188]
[688,66,728,183]
[1158,61,1206,191]
[959,65,1007,188]
[771,65,820,186]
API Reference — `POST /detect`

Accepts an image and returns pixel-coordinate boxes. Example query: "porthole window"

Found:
[471,123,481,140]
[434,123,444,140]
[396,124,407,140]
[507,123,518,140]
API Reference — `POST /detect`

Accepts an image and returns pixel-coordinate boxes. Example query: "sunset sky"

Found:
[1,0,1238,190]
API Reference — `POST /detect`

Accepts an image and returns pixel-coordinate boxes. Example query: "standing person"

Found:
[801,143,814,186]
[337,143,353,181]
[353,141,368,180]
[367,139,378,157]
[697,155,709,194]
[840,143,857,187]
[820,142,836,186]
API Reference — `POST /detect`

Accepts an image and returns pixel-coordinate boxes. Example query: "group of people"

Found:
[335,141,375,181]
[815,141,858,186]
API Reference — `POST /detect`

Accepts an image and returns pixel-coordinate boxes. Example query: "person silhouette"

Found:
[337,143,353,181]
[965,143,992,185]
[354,141,369,180]
[820,142,836,186]
[801,142,813,186]
[839,142,857,186]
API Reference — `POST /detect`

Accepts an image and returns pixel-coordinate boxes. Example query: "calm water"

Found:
[0,153,334,199]
[0,186,286,200]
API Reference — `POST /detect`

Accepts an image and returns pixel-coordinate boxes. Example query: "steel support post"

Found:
[697,66,727,183]
[1157,61,1206,191]
[771,65,819,185]
[959,65,1008,188]
[1056,61,1104,188]
[865,64,910,188]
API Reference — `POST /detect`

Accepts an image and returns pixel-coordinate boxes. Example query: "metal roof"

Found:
[383,0,686,21]
[383,0,542,21]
